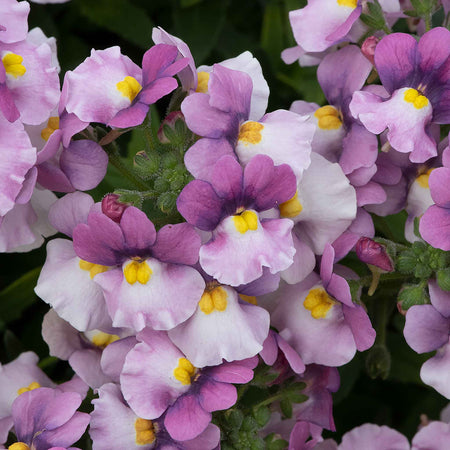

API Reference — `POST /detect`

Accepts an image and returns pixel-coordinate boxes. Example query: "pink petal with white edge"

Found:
[169,286,270,367]
[412,421,450,450]
[0,0,29,44]
[96,259,205,332]
[289,0,360,53]
[235,110,314,179]
[340,424,409,450]
[420,339,450,399]
[350,88,436,163]
[200,214,295,286]
[35,238,111,332]
[65,46,142,124]
[0,114,36,216]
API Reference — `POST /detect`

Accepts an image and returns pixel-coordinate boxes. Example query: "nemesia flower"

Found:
[0,0,29,44]
[120,329,257,441]
[411,421,450,449]
[177,154,296,286]
[90,383,220,450]
[350,27,450,163]
[181,64,313,180]
[73,205,204,331]
[64,44,188,128]
[6,387,89,450]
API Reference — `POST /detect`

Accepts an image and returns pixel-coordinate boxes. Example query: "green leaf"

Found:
[253,406,271,427]
[398,283,429,310]
[280,397,292,418]
[437,268,450,291]
[0,267,41,325]
[78,0,153,49]
[261,4,284,69]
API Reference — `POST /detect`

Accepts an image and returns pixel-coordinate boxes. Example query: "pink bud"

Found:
[157,111,185,144]
[101,194,129,223]
[361,36,379,65]
[355,237,394,272]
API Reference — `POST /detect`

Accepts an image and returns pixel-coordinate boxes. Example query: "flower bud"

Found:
[356,237,394,272]
[365,344,391,380]
[101,193,129,222]
[361,36,379,65]
[157,111,185,144]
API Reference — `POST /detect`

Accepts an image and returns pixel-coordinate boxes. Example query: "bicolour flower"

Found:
[120,329,257,441]
[64,44,188,128]
[404,281,450,398]
[271,245,375,367]
[6,387,89,450]
[73,205,204,331]
[90,383,220,450]
[411,421,450,450]
[177,154,296,286]
[420,148,450,250]
[0,31,60,124]
[181,64,313,180]
[350,28,450,163]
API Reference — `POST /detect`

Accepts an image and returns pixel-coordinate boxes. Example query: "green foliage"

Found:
[365,344,391,380]
[398,283,429,310]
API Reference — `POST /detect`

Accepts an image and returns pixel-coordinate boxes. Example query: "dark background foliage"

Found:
[0,0,446,445]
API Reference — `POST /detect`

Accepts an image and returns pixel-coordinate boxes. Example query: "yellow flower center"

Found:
[135,418,156,445]
[337,0,357,7]
[404,88,429,109]
[2,52,26,78]
[91,332,120,349]
[279,191,303,218]
[199,286,228,314]
[8,443,30,450]
[116,76,142,102]
[239,294,258,305]
[41,116,60,141]
[416,168,434,188]
[17,381,41,396]
[196,71,210,93]
[238,121,264,145]
[233,210,258,234]
[123,260,152,285]
[79,260,108,279]
[303,287,336,319]
[314,105,342,130]
[173,357,196,385]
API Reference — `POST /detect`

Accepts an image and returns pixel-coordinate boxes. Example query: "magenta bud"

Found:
[157,111,185,144]
[355,237,394,272]
[361,36,379,65]
[101,194,129,223]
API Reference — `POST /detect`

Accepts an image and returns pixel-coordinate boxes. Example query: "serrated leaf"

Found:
[253,406,271,427]
[398,284,429,310]
[437,268,450,291]
[0,267,41,324]
[78,0,153,49]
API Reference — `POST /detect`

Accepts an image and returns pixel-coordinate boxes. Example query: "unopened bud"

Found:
[157,111,185,144]
[361,36,379,65]
[356,237,394,272]
[101,193,129,222]
[365,344,391,380]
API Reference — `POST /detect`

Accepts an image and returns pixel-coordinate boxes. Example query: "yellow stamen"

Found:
[238,121,264,145]
[173,357,196,385]
[135,418,156,445]
[303,287,336,319]
[79,259,108,279]
[91,332,120,349]
[199,286,228,314]
[116,76,142,102]
[196,71,210,93]
[416,168,434,188]
[404,88,429,109]
[314,105,342,130]
[233,210,258,234]
[2,53,26,78]
[17,381,41,396]
[41,116,60,141]
[279,191,303,218]
[8,443,30,450]
[239,294,258,305]
[337,0,357,7]
[123,260,152,285]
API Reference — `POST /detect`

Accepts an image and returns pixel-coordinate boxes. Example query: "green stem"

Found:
[252,393,284,410]
[105,144,151,191]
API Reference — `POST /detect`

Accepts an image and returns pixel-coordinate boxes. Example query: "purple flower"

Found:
[177,154,296,286]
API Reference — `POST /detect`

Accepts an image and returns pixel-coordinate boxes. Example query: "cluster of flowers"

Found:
[0,0,450,448]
